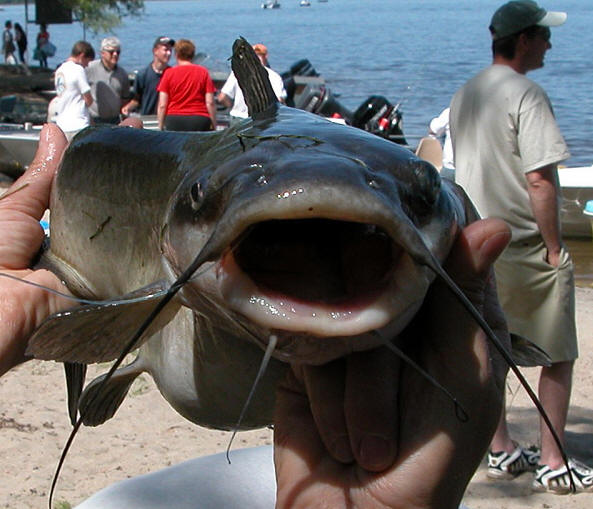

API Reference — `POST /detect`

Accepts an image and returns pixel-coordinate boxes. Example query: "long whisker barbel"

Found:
[226,334,278,463]
[0,272,167,306]
[46,244,215,508]
[424,254,576,493]
[374,330,468,422]
[0,262,213,307]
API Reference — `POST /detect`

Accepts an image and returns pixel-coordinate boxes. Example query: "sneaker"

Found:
[487,444,541,480]
[533,458,593,494]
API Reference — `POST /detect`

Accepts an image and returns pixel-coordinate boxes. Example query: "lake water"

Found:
[2,0,592,285]
[3,0,593,166]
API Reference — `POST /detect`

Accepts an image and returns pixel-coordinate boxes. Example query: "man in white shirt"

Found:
[54,41,95,142]
[218,43,286,125]
[428,106,455,180]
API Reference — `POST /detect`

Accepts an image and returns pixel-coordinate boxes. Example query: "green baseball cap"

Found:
[490,0,566,40]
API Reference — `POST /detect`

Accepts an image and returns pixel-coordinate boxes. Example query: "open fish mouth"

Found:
[217,217,432,342]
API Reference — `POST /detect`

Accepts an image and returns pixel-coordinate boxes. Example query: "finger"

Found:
[482,271,512,389]
[301,360,353,464]
[419,218,510,378]
[0,123,67,220]
[274,368,328,506]
[344,346,400,471]
[444,218,512,377]
[0,125,67,269]
[444,217,511,294]
[390,224,510,502]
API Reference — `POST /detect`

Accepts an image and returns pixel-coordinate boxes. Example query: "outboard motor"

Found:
[294,84,352,120]
[281,59,321,107]
[351,95,407,146]
[287,59,320,78]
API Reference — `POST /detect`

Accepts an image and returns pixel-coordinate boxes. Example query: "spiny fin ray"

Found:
[231,37,279,117]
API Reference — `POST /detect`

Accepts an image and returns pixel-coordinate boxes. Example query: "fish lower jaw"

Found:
[218,250,431,339]
[232,290,395,337]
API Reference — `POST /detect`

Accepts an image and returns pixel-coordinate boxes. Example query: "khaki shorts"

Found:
[494,240,578,363]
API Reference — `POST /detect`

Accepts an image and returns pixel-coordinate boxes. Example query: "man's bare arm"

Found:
[526,164,562,266]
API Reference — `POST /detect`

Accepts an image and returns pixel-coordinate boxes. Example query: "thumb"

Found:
[444,218,511,295]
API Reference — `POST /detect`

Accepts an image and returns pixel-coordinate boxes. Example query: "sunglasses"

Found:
[104,49,120,55]
[535,26,551,42]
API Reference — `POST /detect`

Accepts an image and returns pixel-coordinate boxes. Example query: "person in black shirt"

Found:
[121,36,174,116]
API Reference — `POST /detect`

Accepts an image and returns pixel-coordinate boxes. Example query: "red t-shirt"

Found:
[157,64,215,117]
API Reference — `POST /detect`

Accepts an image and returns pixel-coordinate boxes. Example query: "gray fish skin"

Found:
[28,105,472,430]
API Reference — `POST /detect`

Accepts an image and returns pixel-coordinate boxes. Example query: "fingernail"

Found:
[479,230,511,268]
[359,435,394,471]
[331,435,354,464]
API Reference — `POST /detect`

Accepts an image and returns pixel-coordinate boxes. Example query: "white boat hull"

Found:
[0,126,41,178]
[558,165,593,238]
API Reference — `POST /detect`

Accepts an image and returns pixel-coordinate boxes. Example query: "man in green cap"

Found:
[450,1,593,494]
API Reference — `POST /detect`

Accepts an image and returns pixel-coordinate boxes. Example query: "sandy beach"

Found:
[1,287,592,509]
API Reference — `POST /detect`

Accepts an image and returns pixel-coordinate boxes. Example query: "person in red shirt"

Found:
[157,39,216,131]
[35,23,50,68]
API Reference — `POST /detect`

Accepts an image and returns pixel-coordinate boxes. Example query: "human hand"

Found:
[545,247,561,268]
[0,124,72,376]
[274,218,511,509]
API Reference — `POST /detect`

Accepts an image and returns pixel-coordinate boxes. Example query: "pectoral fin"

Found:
[510,333,552,367]
[78,358,144,426]
[26,281,176,364]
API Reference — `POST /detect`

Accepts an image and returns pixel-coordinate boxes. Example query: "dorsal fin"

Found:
[231,37,279,116]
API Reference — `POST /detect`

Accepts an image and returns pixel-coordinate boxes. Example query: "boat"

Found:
[300,0,311,6]
[261,0,280,8]
[584,200,593,239]
[0,123,42,180]
[558,165,593,238]
[0,68,326,181]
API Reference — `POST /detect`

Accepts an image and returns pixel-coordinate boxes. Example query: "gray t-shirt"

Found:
[86,59,131,119]
[450,64,569,241]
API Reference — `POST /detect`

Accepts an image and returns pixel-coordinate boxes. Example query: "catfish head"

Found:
[162,105,464,364]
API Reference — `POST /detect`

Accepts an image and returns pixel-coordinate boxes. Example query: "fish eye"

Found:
[190,181,204,210]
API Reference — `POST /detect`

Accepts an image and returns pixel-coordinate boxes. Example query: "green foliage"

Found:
[63,0,145,33]
[54,501,72,509]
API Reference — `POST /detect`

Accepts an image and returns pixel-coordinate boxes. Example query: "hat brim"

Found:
[538,11,567,27]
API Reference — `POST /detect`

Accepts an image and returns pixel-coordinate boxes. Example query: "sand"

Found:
[1,287,592,509]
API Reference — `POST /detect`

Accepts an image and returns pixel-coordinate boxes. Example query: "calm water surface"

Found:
[2,0,592,280]
[3,0,593,164]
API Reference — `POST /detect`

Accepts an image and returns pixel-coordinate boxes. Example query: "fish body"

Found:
[28,38,478,431]
[28,104,472,430]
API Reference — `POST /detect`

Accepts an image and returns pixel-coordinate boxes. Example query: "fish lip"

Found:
[216,225,434,361]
